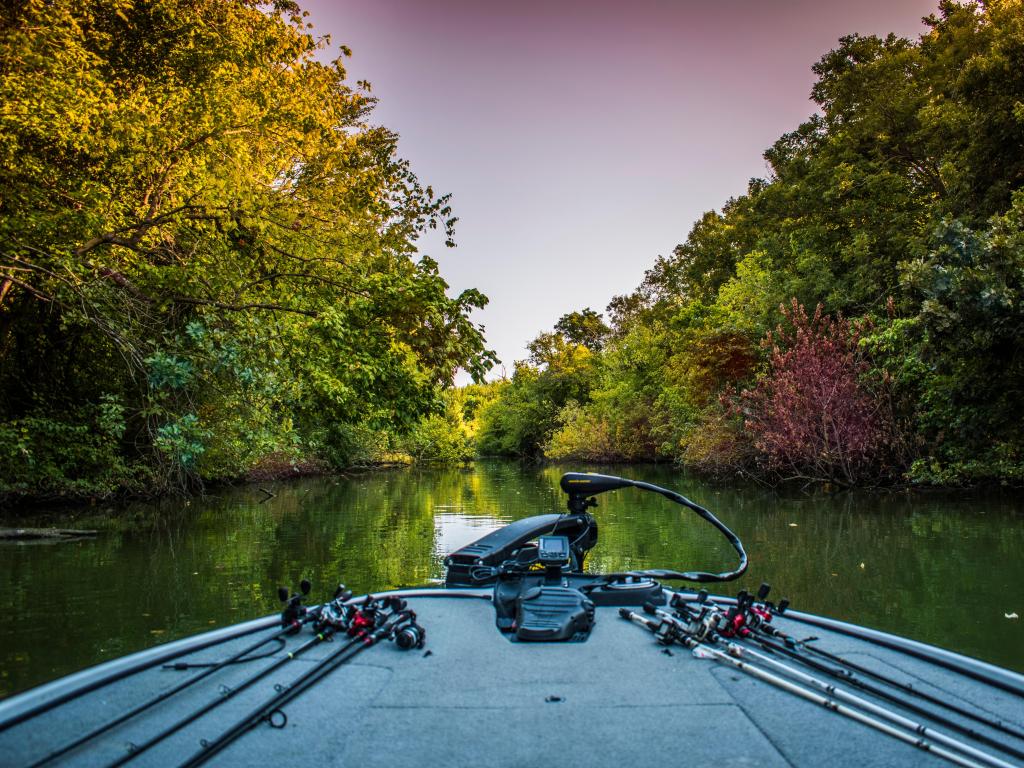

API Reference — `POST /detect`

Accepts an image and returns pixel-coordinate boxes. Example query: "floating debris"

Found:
[0,527,98,542]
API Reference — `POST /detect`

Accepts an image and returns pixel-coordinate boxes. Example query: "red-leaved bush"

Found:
[739,301,895,486]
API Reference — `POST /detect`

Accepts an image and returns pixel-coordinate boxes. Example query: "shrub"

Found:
[0,410,154,502]
[399,413,472,463]
[739,300,901,486]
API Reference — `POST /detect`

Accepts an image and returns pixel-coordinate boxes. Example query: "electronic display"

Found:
[538,535,570,565]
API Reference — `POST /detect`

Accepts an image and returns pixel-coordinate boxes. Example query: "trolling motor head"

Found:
[560,472,634,514]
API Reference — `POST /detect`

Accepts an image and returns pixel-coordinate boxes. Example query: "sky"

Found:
[301,0,941,380]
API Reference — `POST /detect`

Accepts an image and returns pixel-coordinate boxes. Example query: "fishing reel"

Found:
[732,584,789,634]
[311,589,426,651]
[344,594,389,635]
[313,584,355,633]
[357,596,425,651]
[664,583,791,642]
[394,616,426,650]
[646,596,714,644]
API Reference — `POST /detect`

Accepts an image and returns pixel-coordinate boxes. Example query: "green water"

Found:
[1,461,1022,698]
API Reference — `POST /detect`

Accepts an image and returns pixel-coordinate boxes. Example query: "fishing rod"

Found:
[642,603,1018,768]
[720,585,1024,745]
[665,591,1024,763]
[178,603,425,768]
[0,616,280,735]
[797,641,1024,737]
[620,607,996,768]
[742,630,1024,762]
[25,580,327,768]
[103,585,373,768]
[676,584,1024,699]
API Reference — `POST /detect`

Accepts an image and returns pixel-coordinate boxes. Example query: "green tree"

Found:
[0,0,494,498]
[553,308,611,351]
[495,0,1024,484]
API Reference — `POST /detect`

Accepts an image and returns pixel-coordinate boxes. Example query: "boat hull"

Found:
[1,590,1022,767]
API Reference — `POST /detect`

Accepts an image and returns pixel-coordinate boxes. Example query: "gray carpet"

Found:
[1,593,1022,768]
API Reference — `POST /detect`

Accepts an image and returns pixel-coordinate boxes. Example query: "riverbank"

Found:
[4,447,1022,519]
[0,450,418,513]
[2,462,1021,698]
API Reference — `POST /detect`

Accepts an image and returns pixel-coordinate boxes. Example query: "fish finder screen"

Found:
[538,536,570,565]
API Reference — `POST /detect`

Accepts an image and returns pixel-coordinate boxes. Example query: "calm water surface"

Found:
[1,461,1022,697]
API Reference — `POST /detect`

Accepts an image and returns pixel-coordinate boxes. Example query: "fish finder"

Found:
[537,535,570,567]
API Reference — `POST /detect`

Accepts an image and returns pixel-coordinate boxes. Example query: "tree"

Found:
[553,308,610,351]
[0,0,494,496]
[896,196,1024,483]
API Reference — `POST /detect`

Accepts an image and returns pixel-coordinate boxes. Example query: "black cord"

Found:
[590,479,748,583]
[162,637,287,670]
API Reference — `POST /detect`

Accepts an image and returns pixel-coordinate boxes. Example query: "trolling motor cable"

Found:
[560,473,748,583]
[620,607,1007,768]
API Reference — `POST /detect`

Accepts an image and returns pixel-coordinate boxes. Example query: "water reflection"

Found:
[1,461,1021,697]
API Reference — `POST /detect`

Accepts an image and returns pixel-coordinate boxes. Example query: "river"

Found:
[1,461,1022,698]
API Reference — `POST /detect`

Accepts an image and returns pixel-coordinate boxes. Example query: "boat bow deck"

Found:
[2,593,1022,768]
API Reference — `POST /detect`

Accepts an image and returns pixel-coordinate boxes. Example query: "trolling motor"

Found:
[443,471,747,643]
[443,511,598,587]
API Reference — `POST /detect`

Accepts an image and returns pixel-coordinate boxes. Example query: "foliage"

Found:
[546,322,664,461]
[398,389,474,463]
[0,412,153,500]
[898,195,1024,483]
[738,302,900,486]
[489,1,1024,485]
[475,365,560,457]
[0,0,495,500]
[553,308,610,351]
[476,312,604,458]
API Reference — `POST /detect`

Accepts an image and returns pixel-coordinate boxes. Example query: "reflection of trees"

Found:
[2,465,1022,697]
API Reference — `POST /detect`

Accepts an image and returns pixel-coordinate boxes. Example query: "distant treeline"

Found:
[0,0,495,503]
[465,1,1024,487]
[3,2,1022,503]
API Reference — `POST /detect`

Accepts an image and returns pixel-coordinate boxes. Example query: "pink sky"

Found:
[302,0,941,378]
